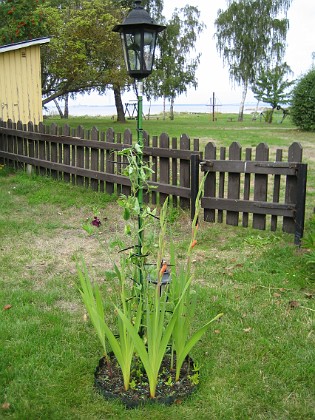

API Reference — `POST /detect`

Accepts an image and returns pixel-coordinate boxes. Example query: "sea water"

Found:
[44,102,263,117]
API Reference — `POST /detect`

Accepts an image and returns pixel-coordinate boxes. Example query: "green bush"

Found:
[290,69,315,131]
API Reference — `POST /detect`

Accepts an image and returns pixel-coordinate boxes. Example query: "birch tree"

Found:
[145,5,204,120]
[215,0,292,121]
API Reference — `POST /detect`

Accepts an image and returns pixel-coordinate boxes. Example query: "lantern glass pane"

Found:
[120,33,129,72]
[118,25,160,78]
[143,30,156,72]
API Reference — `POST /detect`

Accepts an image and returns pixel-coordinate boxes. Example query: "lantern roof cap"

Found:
[113,1,165,32]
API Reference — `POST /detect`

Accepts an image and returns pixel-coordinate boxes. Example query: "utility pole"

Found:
[210,92,216,121]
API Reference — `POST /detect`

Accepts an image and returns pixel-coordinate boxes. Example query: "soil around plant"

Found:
[94,353,198,408]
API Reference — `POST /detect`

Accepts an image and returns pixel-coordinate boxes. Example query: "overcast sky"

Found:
[74,0,315,107]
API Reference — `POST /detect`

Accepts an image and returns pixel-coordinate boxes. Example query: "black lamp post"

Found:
[113,1,165,289]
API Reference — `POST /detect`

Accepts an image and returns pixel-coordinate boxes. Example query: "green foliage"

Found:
[0,0,49,44]
[77,260,108,357]
[290,69,315,131]
[169,181,223,381]
[77,258,141,391]
[252,62,294,123]
[42,0,122,106]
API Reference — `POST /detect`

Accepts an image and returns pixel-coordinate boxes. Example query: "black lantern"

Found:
[113,0,165,80]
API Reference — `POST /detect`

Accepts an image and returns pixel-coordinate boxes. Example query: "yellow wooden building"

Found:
[0,37,50,125]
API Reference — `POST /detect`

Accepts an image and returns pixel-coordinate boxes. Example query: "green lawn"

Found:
[1,115,315,419]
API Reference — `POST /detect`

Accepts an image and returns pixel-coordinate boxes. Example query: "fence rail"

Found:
[0,119,307,244]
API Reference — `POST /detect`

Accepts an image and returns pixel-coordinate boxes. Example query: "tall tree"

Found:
[41,1,122,106]
[252,62,294,123]
[145,5,204,120]
[0,0,125,119]
[215,0,292,121]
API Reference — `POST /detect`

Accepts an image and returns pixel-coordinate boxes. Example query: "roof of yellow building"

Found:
[0,37,50,54]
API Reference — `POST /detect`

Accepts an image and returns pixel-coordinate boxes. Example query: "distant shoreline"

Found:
[44,102,268,117]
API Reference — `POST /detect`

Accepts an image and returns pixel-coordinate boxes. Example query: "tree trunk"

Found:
[53,99,64,118]
[163,96,166,120]
[238,82,248,122]
[64,94,69,119]
[113,85,126,122]
[268,107,276,123]
[147,101,151,120]
[169,97,174,120]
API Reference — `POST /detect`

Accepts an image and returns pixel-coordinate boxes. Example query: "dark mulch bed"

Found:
[94,353,198,408]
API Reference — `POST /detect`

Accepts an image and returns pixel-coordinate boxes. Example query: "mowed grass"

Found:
[1,115,315,419]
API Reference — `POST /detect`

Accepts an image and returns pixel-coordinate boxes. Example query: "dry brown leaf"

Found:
[1,402,10,410]
[3,304,12,311]
[273,293,281,298]
[175,399,183,405]
[214,329,221,334]
[243,327,252,333]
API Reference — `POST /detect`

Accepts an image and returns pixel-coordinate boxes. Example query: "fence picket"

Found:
[50,123,58,179]
[253,143,269,230]
[180,134,190,209]
[283,142,303,233]
[143,131,150,204]
[76,125,85,186]
[84,130,90,188]
[106,128,115,194]
[226,142,242,226]
[218,146,226,223]
[91,127,99,192]
[151,135,158,204]
[204,142,216,222]
[99,131,105,192]
[159,133,170,205]
[121,129,132,197]
[16,121,24,170]
[63,124,71,183]
[271,149,283,231]
[172,137,178,207]
[242,147,252,227]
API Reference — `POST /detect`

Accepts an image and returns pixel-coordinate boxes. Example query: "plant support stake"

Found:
[137,79,144,287]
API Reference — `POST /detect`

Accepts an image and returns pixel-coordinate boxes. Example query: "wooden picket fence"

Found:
[0,119,308,243]
[198,142,307,245]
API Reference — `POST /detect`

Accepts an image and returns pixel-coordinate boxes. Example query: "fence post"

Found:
[294,163,307,245]
[283,142,303,233]
[190,154,199,220]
